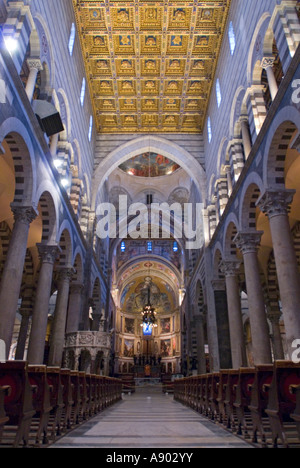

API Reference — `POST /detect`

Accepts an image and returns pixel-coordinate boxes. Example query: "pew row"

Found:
[0,362,122,448]
[174,362,300,448]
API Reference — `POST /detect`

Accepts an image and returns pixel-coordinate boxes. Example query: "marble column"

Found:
[0,205,37,358]
[194,314,206,375]
[225,166,233,197]
[66,283,84,334]
[240,118,252,160]
[211,279,233,369]
[27,244,60,365]
[15,286,34,360]
[268,310,285,360]
[221,260,247,369]
[262,57,278,102]
[257,189,300,359]
[234,231,272,365]
[26,59,43,102]
[48,268,74,367]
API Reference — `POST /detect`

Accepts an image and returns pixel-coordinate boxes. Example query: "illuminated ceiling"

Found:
[73,1,231,134]
[118,152,180,177]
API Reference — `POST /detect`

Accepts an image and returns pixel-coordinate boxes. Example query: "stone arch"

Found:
[223,215,240,259]
[72,249,84,282]
[212,246,224,280]
[57,224,73,267]
[32,14,55,90]
[0,119,37,207]
[35,188,58,245]
[229,86,247,137]
[263,107,300,188]
[247,13,272,85]
[92,136,206,209]
[239,173,265,231]
[216,137,229,176]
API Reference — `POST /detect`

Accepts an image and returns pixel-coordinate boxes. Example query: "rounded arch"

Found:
[229,86,247,137]
[0,118,37,205]
[263,106,300,188]
[212,246,224,280]
[57,88,72,141]
[72,250,84,284]
[239,173,264,231]
[223,214,240,258]
[32,13,55,89]
[217,137,229,176]
[92,136,206,209]
[247,12,272,85]
[57,227,73,267]
[37,190,58,245]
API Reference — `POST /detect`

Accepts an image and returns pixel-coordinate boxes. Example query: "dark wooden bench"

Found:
[209,373,221,421]
[224,370,240,430]
[60,369,74,431]
[0,385,10,444]
[291,385,300,440]
[248,364,274,447]
[265,361,300,448]
[234,368,256,438]
[28,365,53,446]
[217,371,230,424]
[70,371,82,425]
[0,362,35,447]
[78,372,88,421]
[46,367,64,439]
[121,374,135,394]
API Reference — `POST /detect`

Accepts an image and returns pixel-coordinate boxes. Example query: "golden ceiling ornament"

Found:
[73,0,231,134]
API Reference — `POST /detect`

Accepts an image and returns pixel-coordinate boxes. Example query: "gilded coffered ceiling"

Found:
[73,1,231,134]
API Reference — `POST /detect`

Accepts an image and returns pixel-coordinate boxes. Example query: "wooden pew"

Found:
[291,385,300,441]
[217,371,230,424]
[46,367,64,439]
[248,364,273,447]
[0,385,10,444]
[265,361,300,448]
[70,371,82,426]
[0,362,35,447]
[234,368,256,438]
[224,370,240,430]
[79,372,88,421]
[60,369,74,431]
[209,373,221,421]
[28,365,53,446]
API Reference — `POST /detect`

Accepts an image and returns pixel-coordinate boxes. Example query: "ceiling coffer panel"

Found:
[73,1,231,134]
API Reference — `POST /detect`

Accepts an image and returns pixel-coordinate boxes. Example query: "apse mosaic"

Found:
[118,152,180,178]
[73,1,231,133]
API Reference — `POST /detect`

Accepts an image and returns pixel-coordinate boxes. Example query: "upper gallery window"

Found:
[88,115,93,142]
[228,22,236,55]
[216,79,222,108]
[207,117,212,143]
[68,23,76,56]
[80,78,86,106]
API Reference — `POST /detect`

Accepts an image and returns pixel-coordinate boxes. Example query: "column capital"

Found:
[220,260,242,277]
[37,244,60,264]
[11,205,38,226]
[55,267,75,284]
[261,56,275,69]
[70,282,85,295]
[211,278,226,291]
[257,189,295,218]
[234,231,263,255]
[26,58,43,71]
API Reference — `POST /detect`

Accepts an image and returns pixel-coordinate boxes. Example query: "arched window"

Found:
[80,78,86,107]
[228,22,236,56]
[207,117,212,143]
[68,23,76,56]
[216,78,222,108]
[121,241,126,253]
[88,115,93,142]
[173,241,179,253]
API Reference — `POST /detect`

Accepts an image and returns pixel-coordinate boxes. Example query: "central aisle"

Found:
[52,388,252,449]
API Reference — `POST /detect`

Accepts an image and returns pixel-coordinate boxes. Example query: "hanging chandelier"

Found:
[141,284,158,334]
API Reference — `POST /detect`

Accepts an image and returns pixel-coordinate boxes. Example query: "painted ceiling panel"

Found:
[73,1,231,134]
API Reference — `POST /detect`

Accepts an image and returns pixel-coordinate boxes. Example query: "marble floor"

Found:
[51,388,253,449]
